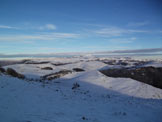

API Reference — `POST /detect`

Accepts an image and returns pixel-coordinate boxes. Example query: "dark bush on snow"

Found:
[72,82,80,89]
[0,67,5,73]
[73,68,85,72]
[82,116,88,120]
[41,67,53,70]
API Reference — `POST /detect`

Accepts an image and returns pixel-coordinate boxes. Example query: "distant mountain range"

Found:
[0,48,162,58]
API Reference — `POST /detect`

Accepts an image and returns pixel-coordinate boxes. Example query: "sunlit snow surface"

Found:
[0,56,162,122]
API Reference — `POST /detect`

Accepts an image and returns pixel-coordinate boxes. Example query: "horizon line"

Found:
[0,47,162,56]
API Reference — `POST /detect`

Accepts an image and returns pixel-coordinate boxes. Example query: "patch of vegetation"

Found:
[42,70,72,81]
[72,82,80,90]
[73,68,85,72]
[0,67,5,73]
[100,66,162,89]
[6,68,25,79]
[82,116,88,120]
[41,67,53,70]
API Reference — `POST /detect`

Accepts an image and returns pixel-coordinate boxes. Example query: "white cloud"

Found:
[0,25,18,29]
[39,24,56,30]
[0,24,57,30]
[130,37,136,40]
[0,32,79,42]
[46,24,56,30]
[93,27,148,37]
[127,21,149,27]
[94,27,125,36]
[110,48,162,53]
[107,37,136,44]
[96,48,162,54]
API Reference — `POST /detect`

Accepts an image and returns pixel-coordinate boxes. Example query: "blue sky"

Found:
[0,0,162,54]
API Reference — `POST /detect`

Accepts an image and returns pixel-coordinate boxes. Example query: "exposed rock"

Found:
[73,68,85,72]
[41,67,53,70]
[100,66,162,89]
[6,68,25,79]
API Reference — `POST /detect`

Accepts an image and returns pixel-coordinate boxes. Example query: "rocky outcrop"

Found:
[100,66,162,89]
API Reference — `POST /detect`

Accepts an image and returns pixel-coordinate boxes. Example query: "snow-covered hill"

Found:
[0,57,162,122]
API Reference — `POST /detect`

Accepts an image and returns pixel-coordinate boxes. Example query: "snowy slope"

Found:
[0,57,162,122]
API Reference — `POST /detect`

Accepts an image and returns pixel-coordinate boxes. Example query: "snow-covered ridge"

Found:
[1,57,162,98]
[0,57,162,122]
